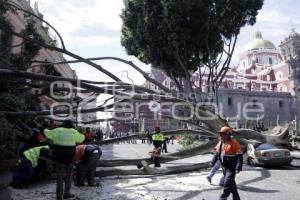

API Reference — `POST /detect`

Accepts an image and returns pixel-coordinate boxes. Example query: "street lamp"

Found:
[73,95,82,128]
[132,117,139,134]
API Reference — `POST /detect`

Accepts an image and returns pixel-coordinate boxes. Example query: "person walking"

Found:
[207,136,225,186]
[44,120,84,200]
[212,126,243,200]
[206,160,224,186]
[162,136,168,153]
[75,144,102,187]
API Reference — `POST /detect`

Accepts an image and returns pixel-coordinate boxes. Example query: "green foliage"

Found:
[0,114,19,160]
[0,0,15,15]
[245,120,251,128]
[121,0,264,77]
[178,134,195,148]
[0,4,43,162]
[0,93,26,110]
[0,17,12,54]
[0,13,44,102]
[21,18,45,67]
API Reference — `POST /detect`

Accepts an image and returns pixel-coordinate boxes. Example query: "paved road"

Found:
[11,140,300,200]
[98,140,300,200]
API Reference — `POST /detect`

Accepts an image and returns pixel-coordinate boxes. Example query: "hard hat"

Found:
[218,126,232,134]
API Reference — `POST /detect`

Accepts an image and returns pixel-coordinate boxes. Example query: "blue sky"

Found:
[34,0,300,85]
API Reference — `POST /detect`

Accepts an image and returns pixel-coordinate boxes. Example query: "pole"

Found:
[76,101,79,128]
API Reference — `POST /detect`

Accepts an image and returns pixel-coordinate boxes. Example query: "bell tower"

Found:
[279,24,300,95]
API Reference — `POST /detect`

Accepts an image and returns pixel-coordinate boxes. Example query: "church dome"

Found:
[242,31,276,52]
[288,27,300,38]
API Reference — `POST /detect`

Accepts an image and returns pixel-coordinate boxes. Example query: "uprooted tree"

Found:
[0,0,297,176]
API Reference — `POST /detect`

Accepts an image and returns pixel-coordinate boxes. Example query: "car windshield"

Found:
[256,143,277,151]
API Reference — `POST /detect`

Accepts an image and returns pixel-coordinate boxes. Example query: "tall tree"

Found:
[121,0,264,96]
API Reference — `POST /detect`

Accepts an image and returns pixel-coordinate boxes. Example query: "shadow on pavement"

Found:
[238,185,279,193]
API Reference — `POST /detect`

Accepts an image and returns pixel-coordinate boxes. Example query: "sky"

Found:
[32,0,300,85]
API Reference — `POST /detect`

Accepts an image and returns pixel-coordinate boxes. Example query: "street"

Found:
[11,141,300,200]
[98,141,300,200]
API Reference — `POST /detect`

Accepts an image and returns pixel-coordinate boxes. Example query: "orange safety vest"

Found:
[75,145,86,163]
[215,139,241,156]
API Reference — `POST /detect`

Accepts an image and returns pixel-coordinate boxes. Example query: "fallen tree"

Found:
[2,0,298,179]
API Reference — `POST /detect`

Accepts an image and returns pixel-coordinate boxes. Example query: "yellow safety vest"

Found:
[45,127,84,146]
[152,132,164,141]
[23,145,49,168]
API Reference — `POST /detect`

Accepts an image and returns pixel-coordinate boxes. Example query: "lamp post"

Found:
[132,117,136,134]
[73,96,82,128]
[132,117,140,134]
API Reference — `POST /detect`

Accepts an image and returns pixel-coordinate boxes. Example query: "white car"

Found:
[246,143,293,166]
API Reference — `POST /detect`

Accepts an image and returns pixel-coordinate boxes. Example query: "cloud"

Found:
[33,0,300,82]
[65,35,120,48]
[35,0,123,33]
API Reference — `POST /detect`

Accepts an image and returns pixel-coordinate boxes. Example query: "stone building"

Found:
[1,0,76,115]
[139,29,300,131]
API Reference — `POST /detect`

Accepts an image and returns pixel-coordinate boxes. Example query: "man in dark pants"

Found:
[75,144,102,186]
[162,137,168,153]
[151,126,164,167]
[211,126,243,200]
[11,146,50,188]
[45,120,84,200]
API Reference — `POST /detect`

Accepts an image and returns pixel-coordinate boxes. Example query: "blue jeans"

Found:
[207,161,224,185]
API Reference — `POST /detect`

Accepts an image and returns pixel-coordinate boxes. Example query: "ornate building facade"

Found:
[140,29,300,130]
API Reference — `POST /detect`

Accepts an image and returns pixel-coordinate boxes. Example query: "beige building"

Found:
[2,0,76,110]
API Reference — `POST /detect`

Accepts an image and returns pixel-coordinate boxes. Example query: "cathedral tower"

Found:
[279,25,300,95]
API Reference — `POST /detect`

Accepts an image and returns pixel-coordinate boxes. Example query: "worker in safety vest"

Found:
[11,145,50,188]
[44,120,84,200]
[75,144,102,187]
[211,126,243,200]
[151,126,164,167]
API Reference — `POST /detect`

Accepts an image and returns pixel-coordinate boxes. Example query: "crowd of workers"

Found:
[10,120,102,200]
[10,118,243,200]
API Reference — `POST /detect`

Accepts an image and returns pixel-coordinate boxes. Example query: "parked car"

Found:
[246,143,293,166]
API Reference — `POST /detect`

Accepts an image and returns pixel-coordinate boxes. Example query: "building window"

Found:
[256,57,259,63]
[279,101,283,108]
[252,99,258,108]
[269,57,273,65]
[267,75,270,81]
[228,97,232,106]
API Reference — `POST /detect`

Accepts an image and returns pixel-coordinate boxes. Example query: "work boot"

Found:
[88,182,100,187]
[63,193,75,199]
[75,182,84,187]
